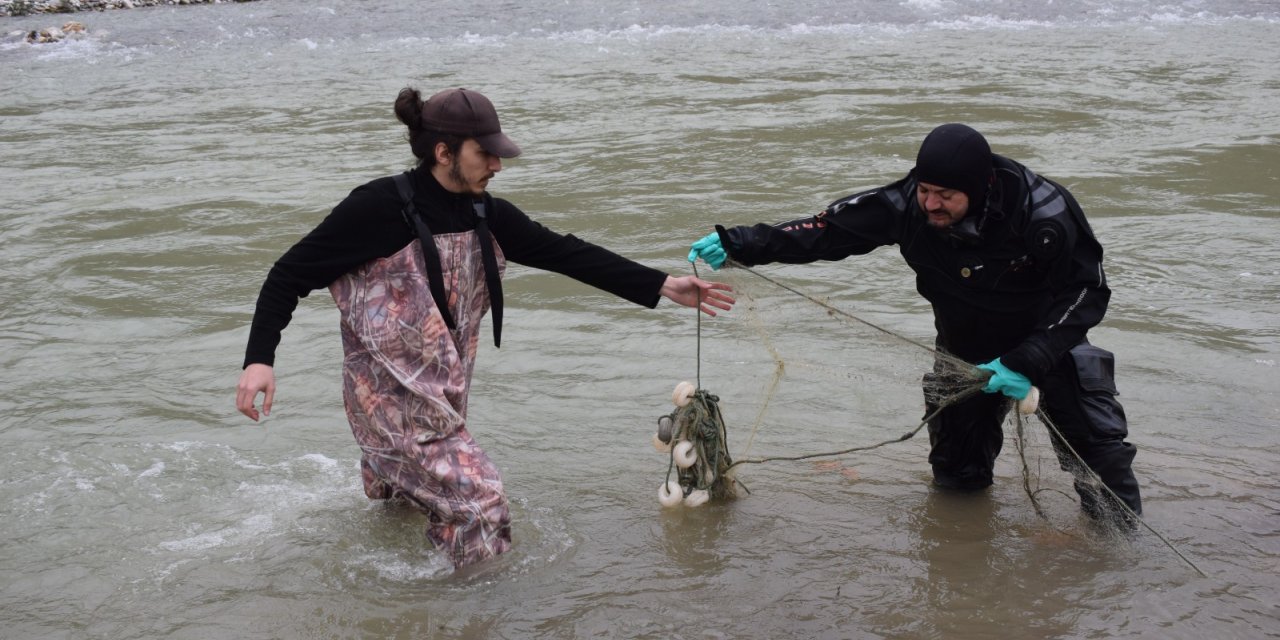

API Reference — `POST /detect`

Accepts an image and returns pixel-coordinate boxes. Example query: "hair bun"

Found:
[394,87,425,130]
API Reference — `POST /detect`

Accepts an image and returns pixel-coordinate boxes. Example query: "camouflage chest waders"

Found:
[329,232,510,568]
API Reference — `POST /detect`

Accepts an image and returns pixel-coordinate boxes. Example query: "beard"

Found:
[449,162,469,191]
[449,162,489,195]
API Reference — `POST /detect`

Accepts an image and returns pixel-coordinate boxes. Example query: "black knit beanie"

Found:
[914,124,993,208]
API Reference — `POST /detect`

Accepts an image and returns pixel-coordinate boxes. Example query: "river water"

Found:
[2,1,1278,638]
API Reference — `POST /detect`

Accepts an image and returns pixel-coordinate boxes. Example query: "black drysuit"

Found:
[718,154,1142,518]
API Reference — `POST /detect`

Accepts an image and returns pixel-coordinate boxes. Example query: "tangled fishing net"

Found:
[649,260,1203,575]
[648,260,1022,509]
[651,382,738,507]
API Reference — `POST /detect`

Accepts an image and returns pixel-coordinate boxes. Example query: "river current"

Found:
[2,1,1278,638]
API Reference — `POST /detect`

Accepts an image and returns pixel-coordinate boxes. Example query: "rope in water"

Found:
[1029,408,1208,577]
[711,259,989,462]
[694,260,1207,578]
[726,383,986,470]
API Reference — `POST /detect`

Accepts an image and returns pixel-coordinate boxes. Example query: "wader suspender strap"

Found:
[473,197,504,348]
[392,173,457,332]
[391,172,504,347]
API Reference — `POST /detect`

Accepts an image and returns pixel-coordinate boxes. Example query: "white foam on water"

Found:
[157,513,275,552]
[232,453,355,511]
[21,35,137,62]
[477,11,1279,52]
[901,0,948,10]
[137,460,165,478]
[158,530,227,552]
[158,440,204,453]
[298,452,340,468]
[346,550,455,582]
[4,3,1275,64]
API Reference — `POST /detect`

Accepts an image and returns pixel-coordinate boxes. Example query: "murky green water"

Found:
[2,1,1278,638]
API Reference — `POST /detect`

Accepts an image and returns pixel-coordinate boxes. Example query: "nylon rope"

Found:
[687,259,1207,578]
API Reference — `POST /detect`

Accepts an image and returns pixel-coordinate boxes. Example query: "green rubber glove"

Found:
[688,231,727,270]
[976,358,1032,400]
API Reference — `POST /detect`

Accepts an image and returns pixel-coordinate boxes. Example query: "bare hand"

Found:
[659,275,735,316]
[236,363,276,421]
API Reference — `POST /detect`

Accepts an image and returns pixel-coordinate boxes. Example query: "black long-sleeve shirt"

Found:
[719,155,1110,384]
[244,167,668,368]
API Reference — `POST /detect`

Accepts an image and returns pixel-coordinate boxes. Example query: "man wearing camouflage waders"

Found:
[237,87,734,568]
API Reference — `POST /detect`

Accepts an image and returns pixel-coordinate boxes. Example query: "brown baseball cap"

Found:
[420,88,522,158]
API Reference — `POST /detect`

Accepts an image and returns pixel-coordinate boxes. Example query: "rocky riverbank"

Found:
[1,0,258,18]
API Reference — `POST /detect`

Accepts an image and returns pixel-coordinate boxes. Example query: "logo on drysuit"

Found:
[780,217,827,232]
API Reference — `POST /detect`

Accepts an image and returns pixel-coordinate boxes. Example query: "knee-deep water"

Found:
[2,1,1278,638]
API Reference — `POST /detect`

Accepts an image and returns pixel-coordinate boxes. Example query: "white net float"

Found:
[658,479,683,507]
[671,381,696,407]
[1018,386,1041,415]
[652,433,672,453]
[683,489,710,508]
[673,440,698,469]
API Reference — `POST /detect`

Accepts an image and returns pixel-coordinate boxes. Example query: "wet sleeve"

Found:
[488,200,669,308]
[1001,189,1111,384]
[243,187,414,368]
[719,189,899,266]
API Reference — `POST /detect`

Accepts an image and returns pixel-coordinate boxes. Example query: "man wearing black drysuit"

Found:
[687,124,1141,524]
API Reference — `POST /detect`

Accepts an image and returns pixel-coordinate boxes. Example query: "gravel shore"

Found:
[2,0,259,18]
